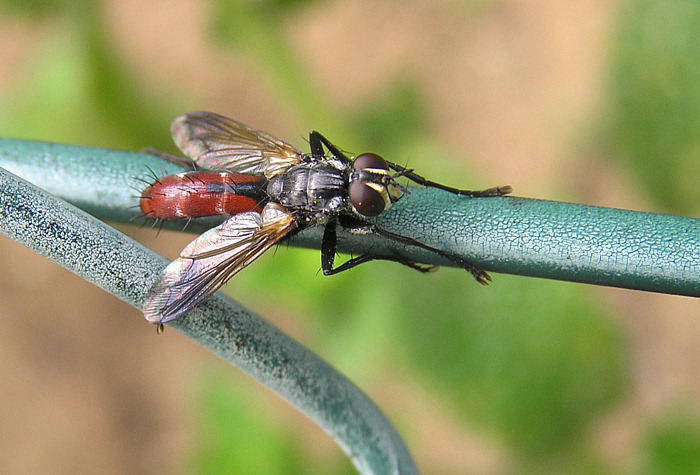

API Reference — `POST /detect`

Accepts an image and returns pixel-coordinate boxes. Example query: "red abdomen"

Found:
[140,172,266,220]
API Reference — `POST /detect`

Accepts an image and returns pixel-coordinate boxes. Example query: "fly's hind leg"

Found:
[141,147,197,170]
[386,160,512,198]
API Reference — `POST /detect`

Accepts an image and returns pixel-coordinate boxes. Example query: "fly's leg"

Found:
[309,131,353,163]
[324,251,437,275]
[141,147,197,170]
[386,160,512,197]
[320,222,338,273]
[331,216,491,284]
[321,222,437,275]
[372,225,490,284]
[309,130,510,197]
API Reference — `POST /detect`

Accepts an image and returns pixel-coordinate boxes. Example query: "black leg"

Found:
[334,215,491,284]
[372,225,491,284]
[308,131,325,158]
[141,147,197,170]
[386,160,512,197]
[321,222,339,274]
[321,221,438,275]
[309,131,511,197]
[324,251,438,275]
[309,131,352,163]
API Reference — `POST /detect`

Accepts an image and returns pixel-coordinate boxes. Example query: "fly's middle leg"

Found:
[320,222,438,275]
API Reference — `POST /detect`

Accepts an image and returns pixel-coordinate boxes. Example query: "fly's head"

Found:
[348,153,405,217]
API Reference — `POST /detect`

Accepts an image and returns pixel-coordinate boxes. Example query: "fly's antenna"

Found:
[387,171,411,196]
[387,160,415,196]
[390,167,414,179]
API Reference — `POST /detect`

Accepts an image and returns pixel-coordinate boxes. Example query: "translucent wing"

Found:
[143,203,297,324]
[171,111,306,178]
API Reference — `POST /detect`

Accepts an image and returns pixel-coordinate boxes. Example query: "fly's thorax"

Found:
[266,161,350,213]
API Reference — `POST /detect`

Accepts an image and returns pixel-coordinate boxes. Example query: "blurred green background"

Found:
[1,1,699,475]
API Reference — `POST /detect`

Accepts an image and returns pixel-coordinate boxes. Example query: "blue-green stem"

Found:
[0,163,417,475]
[1,137,698,296]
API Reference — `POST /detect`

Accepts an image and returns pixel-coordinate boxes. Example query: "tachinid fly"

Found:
[140,112,512,325]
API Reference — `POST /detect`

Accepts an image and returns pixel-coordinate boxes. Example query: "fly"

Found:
[140,111,512,325]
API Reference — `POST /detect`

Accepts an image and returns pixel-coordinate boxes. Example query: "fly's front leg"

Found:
[338,215,491,284]
[309,131,353,164]
[321,221,437,275]
[386,161,512,197]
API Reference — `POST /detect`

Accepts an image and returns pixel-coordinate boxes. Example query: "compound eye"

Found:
[353,152,389,171]
[349,182,386,217]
